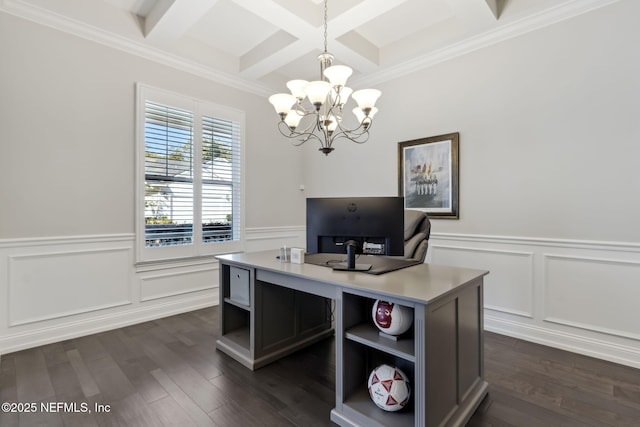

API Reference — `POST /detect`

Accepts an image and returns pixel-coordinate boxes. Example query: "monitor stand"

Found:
[332,262,372,272]
[332,241,371,271]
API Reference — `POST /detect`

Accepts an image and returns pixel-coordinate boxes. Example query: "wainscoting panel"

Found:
[431,244,534,318]
[140,266,218,302]
[2,230,639,370]
[544,254,640,340]
[245,226,306,252]
[0,228,301,356]
[429,233,640,369]
[8,247,132,326]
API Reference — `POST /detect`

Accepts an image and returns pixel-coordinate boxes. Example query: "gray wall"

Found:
[302,0,640,243]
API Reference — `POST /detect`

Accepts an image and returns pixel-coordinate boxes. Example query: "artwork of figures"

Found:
[398,133,459,219]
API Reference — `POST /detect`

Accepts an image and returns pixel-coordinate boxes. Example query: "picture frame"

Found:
[398,132,459,219]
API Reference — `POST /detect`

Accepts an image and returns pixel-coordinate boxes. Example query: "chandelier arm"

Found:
[330,109,373,142]
[291,103,315,116]
[331,129,370,145]
[275,120,324,147]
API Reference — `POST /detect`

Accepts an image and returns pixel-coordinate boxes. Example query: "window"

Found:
[136,84,244,262]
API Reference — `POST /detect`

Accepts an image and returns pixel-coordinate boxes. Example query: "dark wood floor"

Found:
[1,307,639,426]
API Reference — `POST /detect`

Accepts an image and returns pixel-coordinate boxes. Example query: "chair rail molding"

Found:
[0,234,217,356]
[2,229,638,369]
[0,227,303,356]
[428,232,640,369]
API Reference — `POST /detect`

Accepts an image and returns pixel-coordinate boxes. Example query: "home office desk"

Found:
[215,251,489,427]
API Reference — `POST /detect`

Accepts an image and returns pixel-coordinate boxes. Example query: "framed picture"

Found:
[398,132,459,219]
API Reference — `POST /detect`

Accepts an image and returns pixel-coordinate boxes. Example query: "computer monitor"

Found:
[306,197,404,271]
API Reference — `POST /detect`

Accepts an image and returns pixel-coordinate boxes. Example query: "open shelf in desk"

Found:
[220,298,251,352]
[224,297,250,311]
[345,323,415,362]
[343,387,415,427]
[341,339,416,427]
[221,325,250,351]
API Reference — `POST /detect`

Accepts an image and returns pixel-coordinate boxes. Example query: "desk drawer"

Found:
[230,266,250,306]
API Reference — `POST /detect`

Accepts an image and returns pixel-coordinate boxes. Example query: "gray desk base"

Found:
[216,252,489,427]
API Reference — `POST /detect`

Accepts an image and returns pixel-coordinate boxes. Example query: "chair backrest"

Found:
[403,210,431,262]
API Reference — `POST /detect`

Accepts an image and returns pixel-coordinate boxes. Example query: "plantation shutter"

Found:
[144,101,194,247]
[201,115,241,243]
[136,84,244,262]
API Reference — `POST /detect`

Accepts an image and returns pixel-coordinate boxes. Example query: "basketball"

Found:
[372,300,413,336]
[367,364,411,411]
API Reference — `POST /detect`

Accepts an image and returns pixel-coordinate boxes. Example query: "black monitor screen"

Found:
[306,197,404,257]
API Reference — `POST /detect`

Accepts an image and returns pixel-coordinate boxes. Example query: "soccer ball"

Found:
[372,300,413,336]
[367,364,411,411]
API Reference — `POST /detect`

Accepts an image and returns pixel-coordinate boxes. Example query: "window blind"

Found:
[144,101,194,247]
[201,115,241,243]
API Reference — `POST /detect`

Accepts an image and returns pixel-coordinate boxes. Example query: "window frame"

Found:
[135,84,245,263]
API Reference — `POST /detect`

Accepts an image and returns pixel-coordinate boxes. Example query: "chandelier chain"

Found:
[323,0,328,53]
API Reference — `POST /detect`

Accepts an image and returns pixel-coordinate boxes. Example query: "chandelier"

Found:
[268,0,381,155]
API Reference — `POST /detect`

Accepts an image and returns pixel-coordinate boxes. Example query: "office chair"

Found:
[403,209,431,262]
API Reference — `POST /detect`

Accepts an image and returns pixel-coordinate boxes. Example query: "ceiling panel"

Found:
[187,0,280,56]
[355,0,454,47]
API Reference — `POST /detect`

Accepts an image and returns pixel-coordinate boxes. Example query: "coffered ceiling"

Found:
[1,0,619,94]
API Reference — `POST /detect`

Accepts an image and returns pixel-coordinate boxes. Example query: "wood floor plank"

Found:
[83,355,137,402]
[66,349,101,398]
[208,373,296,426]
[96,330,168,404]
[70,335,109,363]
[0,355,19,427]
[17,407,64,427]
[208,398,296,427]
[148,395,198,427]
[140,337,227,415]
[1,308,639,427]
[474,386,595,427]
[13,347,55,403]
[47,361,101,427]
[47,360,86,401]
[150,368,216,427]
[40,342,69,368]
[165,340,223,381]
[614,381,640,409]
[105,392,166,427]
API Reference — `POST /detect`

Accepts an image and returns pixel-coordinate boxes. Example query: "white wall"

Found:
[0,12,306,237]
[305,1,640,242]
[0,11,306,355]
[303,0,640,367]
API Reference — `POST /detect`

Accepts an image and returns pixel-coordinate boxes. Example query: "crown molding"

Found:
[1,0,623,93]
[0,0,273,97]
[352,0,623,88]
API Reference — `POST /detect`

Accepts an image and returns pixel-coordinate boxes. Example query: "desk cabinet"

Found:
[216,251,488,427]
[218,262,334,370]
[332,282,486,427]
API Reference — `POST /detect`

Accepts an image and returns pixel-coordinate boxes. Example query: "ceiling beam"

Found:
[328,0,410,73]
[232,0,318,78]
[234,0,409,79]
[144,0,220,44]
[444,0,501,31]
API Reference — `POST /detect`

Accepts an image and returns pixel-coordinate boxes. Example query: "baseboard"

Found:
[485,313,640,369]
[0,229,301,357]
[428,233,640,370]
[0,290,217,356]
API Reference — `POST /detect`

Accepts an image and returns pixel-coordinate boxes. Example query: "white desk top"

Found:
[217,250,489,305]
